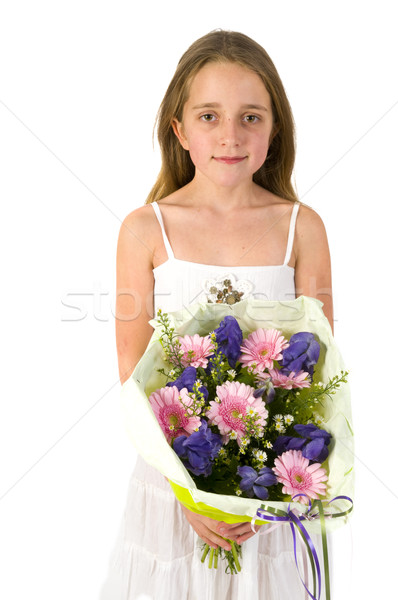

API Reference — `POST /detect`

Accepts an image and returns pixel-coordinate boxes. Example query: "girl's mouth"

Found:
[213,156,247,165]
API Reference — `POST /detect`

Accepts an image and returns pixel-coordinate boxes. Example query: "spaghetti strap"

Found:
[151,202,175,260]
[283,201,300,266]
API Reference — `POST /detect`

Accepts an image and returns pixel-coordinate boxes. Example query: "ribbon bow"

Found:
[254,495,353,600]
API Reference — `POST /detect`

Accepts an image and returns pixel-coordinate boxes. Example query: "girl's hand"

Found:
[179,504,261,549]
[216,520,262,545]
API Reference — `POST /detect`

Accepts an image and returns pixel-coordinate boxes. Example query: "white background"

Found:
[0,1,396,598]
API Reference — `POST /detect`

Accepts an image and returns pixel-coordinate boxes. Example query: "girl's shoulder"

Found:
[252,190,328,239]
[293,201,331,269]
[260,195,329,265]
[295,201,329,243]
[121,203,158,230]
[117,203,161,262]
[260,192,326,228]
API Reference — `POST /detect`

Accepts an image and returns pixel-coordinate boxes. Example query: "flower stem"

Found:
[208,547,214,569]
[201,544,210,563]
[231,541,241,572]
[214,546,219,569]
[200,541,242,573]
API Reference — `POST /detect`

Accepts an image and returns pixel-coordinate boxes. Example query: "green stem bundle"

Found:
[201,541,242,574]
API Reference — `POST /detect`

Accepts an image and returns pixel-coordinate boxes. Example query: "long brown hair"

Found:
[146,30,298,204]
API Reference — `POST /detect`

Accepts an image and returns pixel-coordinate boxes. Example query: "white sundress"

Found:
[100,200,330,600]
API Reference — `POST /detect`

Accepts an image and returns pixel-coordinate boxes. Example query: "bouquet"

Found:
[121,297,354,596]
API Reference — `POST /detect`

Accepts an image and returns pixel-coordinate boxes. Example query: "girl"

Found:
[103,30,333,599]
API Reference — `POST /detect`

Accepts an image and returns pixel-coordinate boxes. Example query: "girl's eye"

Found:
[200,114,216,122]
[244,115,259,123]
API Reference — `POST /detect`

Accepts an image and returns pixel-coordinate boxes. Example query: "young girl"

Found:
[103,30,333,599]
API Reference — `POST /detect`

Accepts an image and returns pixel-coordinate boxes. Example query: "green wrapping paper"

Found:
[120,296,354,533]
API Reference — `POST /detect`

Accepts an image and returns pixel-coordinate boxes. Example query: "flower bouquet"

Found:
[121,296,354,597]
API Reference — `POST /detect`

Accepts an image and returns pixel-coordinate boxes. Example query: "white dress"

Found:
[100,201,328,600]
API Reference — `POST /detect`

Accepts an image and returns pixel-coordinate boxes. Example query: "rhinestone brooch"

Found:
[202,274,254,305]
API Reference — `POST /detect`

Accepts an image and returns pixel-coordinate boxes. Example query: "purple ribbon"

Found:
[255,495,353,600]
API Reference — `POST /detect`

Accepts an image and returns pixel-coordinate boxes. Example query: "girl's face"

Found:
[173,61,275,189]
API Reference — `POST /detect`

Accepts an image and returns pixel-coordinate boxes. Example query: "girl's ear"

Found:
[172,118,189,151]
[269,122,280,144]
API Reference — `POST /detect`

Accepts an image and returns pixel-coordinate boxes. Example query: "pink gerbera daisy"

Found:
[207,381,268,444]
[149,385,201,443]
[268,368,311,389]
[177,334,214,368]
[273,449,328,504]
[239,329,289,374]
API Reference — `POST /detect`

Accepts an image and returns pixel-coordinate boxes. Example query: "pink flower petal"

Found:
[207,381,268,443]
[272,449,328,504]
[149,385,201,443]
[176,334,215,368]
[240,329,289,374]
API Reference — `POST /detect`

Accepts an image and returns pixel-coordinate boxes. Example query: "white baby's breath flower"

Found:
[254,450,267,462]
[169,370,176,378]
[219,448,227,457]
[314,413,325,426]
[284,414,294,425]
[236,489,242,496]
[230,431,237,440]
[227,369,237,379]
[274,414,284,423]
[265,441,273,449]
[275,422,286,433]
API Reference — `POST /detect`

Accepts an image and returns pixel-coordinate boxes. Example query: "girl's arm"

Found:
[115,208,156,384]
[294,205,334,335]
[115,206,261,547]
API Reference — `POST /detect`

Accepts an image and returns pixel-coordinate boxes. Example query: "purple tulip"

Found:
[167,366,196,390]
[237,465,277,500]
[213,316,243,367]
[167,366,208,402]
[303,438,330,462]
[279,332,320,378]
[273,423,332,463]
[273,435,306,455]
[294,424,331,440]
[294,424,332,462]
[173,420,222,477]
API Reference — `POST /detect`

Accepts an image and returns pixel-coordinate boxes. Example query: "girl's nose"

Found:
[218,118,241,146]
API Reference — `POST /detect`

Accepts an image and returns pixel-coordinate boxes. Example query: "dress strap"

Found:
[283,201,300,266]
[151,202,175,260]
